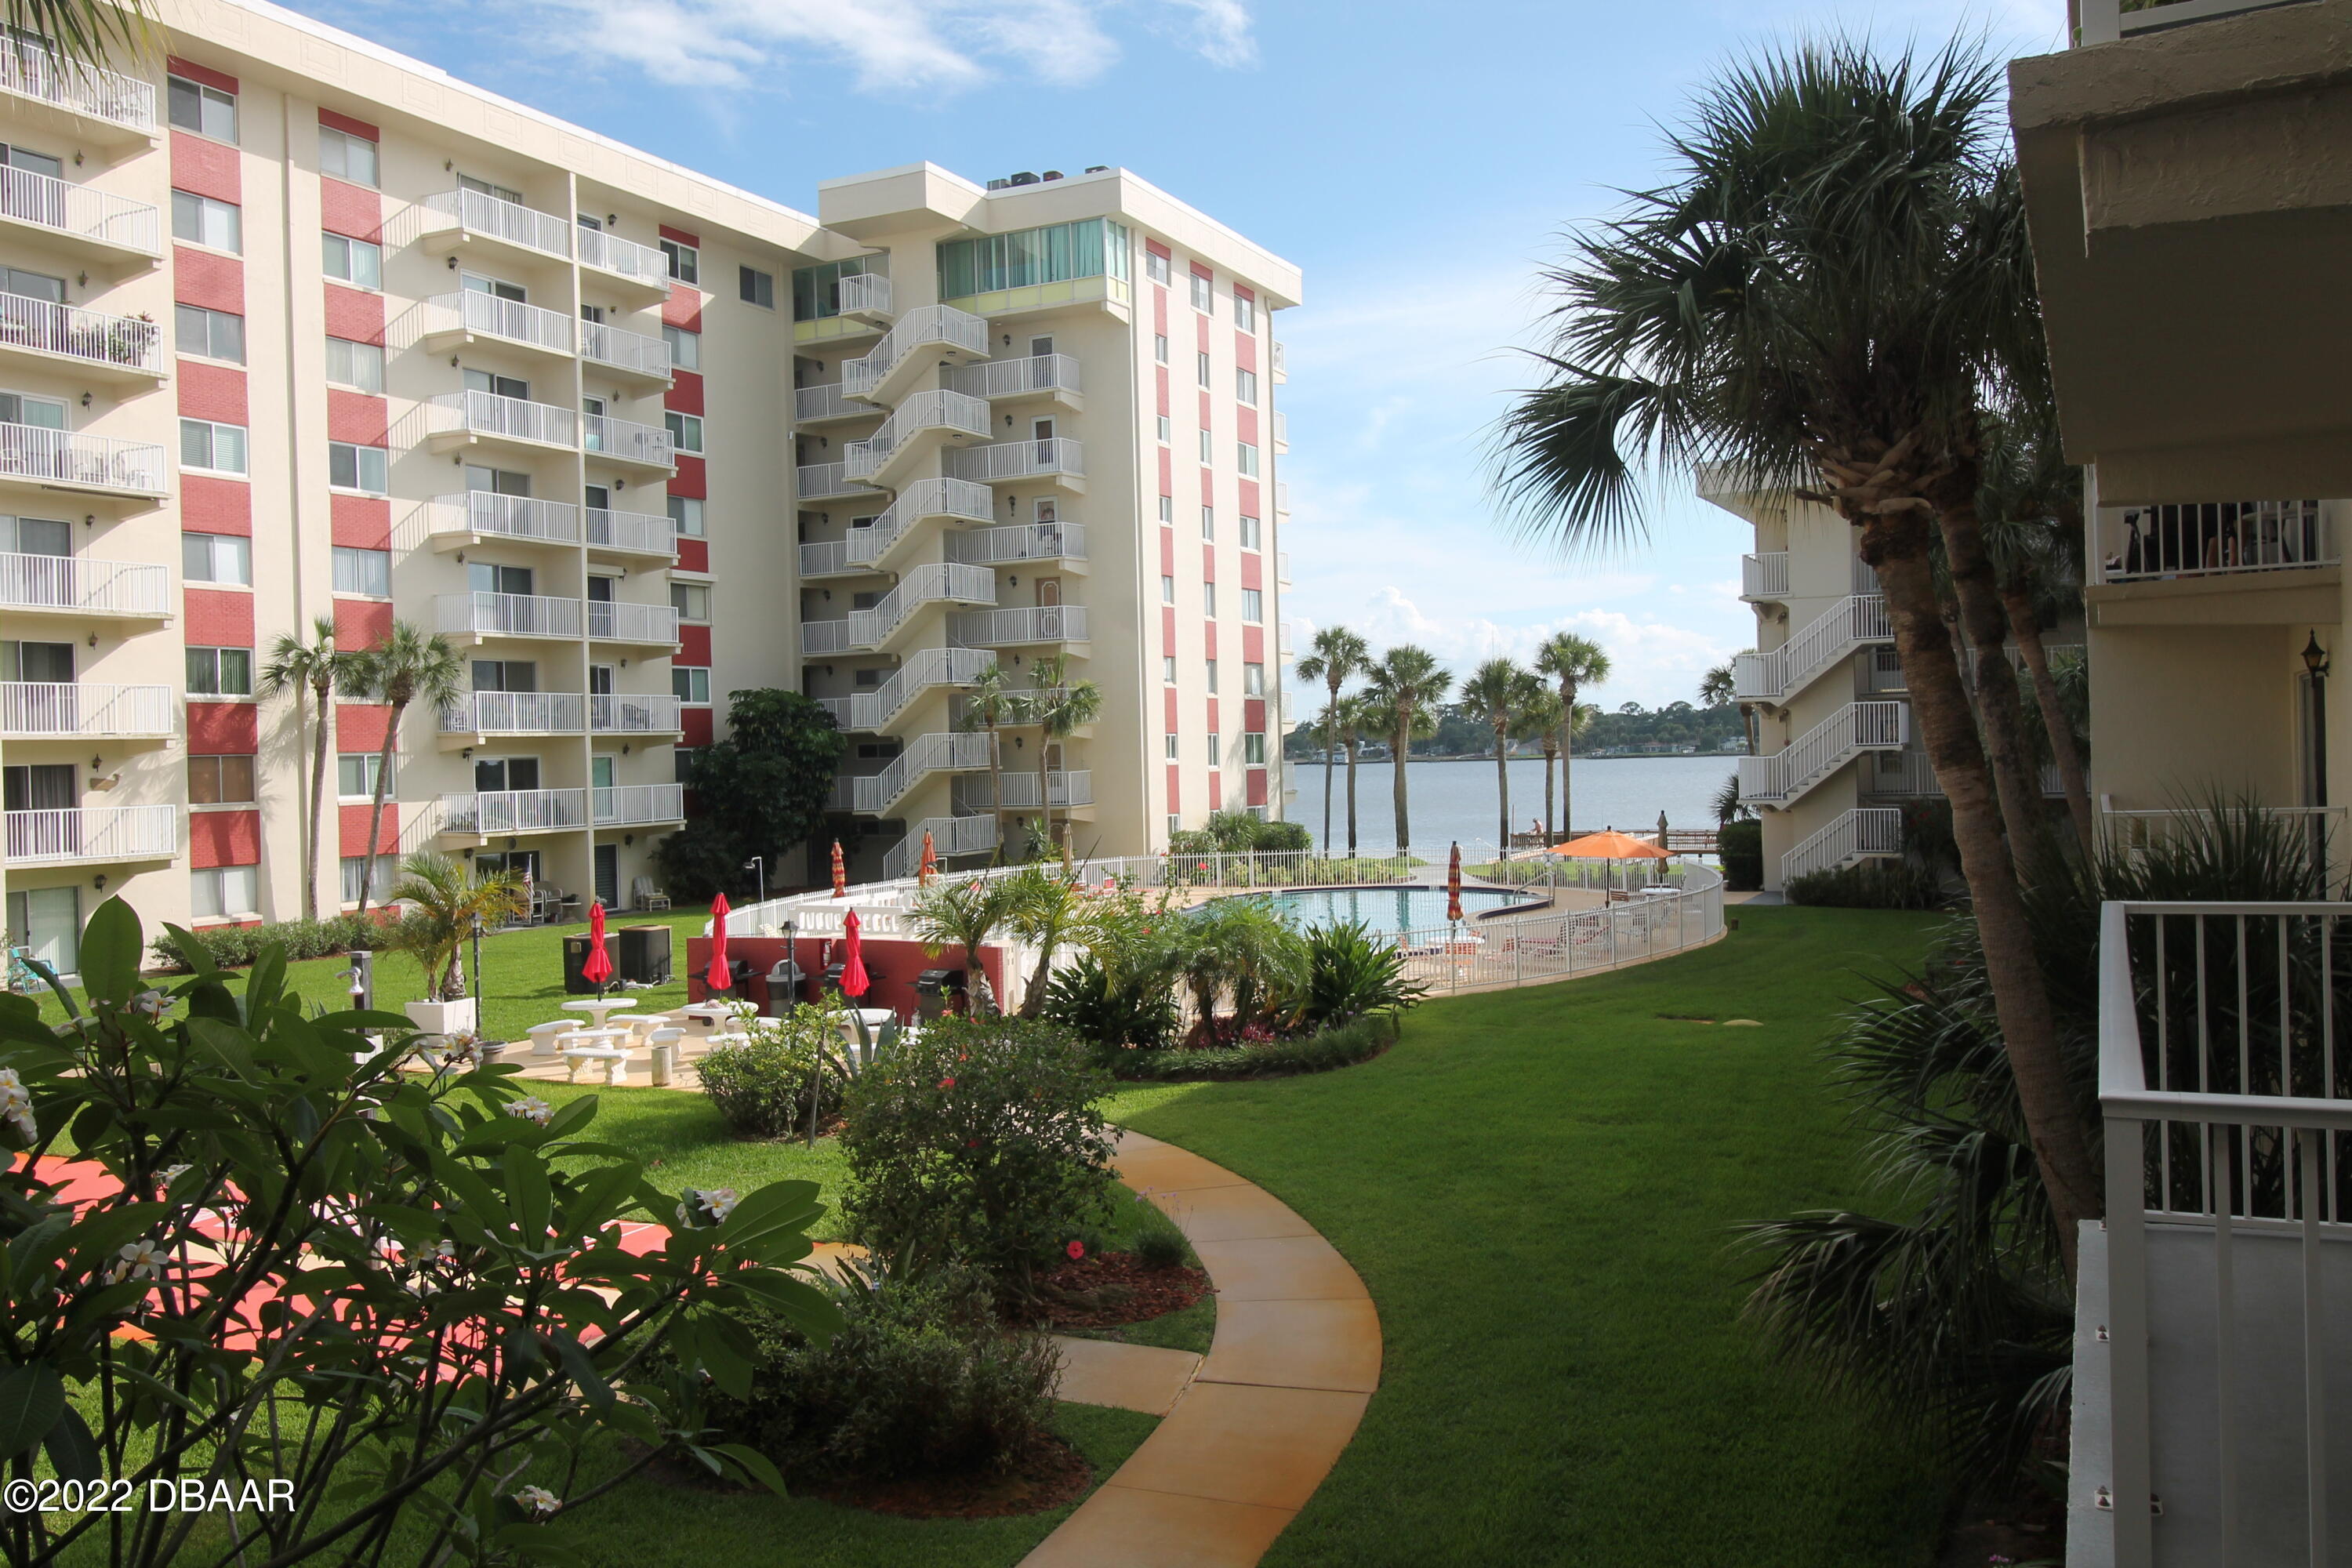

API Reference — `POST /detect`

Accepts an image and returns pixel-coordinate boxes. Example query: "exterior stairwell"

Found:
[1779,806,1904,885]
[1738,701,1907,808]
[1733,595,1892,705]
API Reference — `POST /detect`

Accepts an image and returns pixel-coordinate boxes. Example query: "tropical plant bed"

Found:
[1030,1250,1213,1330]
[800,1428,1101,1520]
[1102,1013,1399,1080]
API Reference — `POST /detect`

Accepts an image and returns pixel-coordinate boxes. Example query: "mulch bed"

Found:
[1025,1250,1213,1330]
[804,1431,1094,1519]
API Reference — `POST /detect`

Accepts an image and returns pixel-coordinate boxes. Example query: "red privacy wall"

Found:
[684,935,1008,1023]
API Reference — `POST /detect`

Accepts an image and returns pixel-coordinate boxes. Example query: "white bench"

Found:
[560,1030,633,1085]
[526,1020,581,1059]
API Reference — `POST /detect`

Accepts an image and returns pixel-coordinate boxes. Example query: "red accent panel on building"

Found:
[1159,529,1175,574]
[1167,764,1181,812]
[334,598,392,652]
[318,107,378,140]
[666,372,703,416]
[683,707,714,746]
[179,474,250,535]
[322,285,383,343]
[679,625,711,665]
[326,390,387,445]
[1146,238,1171,260]
[1191,260,1214,281]
[183,588,253,646]
[1245,768,1269,808]
[1233,281,1255,303]
[187,702,256,753]
[1198,391,1211,428]
[1207,696,1220,735]
[319,179,382,241]
[172,247,244,312]
[1164,687,1179,732]
[659,223,699,246]
[1245,698,1268,732]
[1153,289,1167,333]
[1240,552,1264,590]
[338,704,389,751]
[1242,626,1265,663]
[1238,478,1261,514]
[188,808,260,869]
[662,292,702,330]
[167,56,237,91]
[170,134,240,203]
[672,455,706,496]
[1155,365,1169,416]
[177,359,247,423]
[1160,605,1178,650]
[1199,466,1214,501]
[338,802,399,857]
[1207,774,1223,811]
[1237,407,1259,445]
[331,493,390,549]
[675,537,708,573]
[1201,543,1216,581]
[1197,314,1210,352]
[1236,333,1258,372]
[1157,448,1172,495]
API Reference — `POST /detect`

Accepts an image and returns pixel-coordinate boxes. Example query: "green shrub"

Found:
[706,1265,1057,1483]
[840,1014,1115,1294]
[1103,1013,1399,1081]
[1131,1206,1191,1269]
[1718,819,1764,891]
[1786,859,1944,909]
[1295,918,1426,1028]
[698,1008,847,1138]
[1171,808,1312,856]
[148,913,378,971]
[1038,954,1181,1052]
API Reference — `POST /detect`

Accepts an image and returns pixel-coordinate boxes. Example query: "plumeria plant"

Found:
[0,898,840,1568]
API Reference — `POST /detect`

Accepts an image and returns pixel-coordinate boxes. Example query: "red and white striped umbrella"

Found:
[831,840,848,898]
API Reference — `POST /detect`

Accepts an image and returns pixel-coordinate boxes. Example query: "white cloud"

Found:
[1154,0,1258,67]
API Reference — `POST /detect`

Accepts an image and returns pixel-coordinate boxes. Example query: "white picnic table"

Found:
[562,997,639,1031]
[681,1002,740,1032]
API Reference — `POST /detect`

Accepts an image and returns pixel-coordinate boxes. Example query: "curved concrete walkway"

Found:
[1023,1128,1380,1568]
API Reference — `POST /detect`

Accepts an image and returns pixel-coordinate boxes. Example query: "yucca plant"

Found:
[1294,919,1426,1029]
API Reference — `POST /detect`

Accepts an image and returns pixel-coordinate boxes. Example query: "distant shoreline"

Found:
[1289,752,1749,764]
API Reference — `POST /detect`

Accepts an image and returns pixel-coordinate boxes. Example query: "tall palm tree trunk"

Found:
[1559,688,1577,837]
[1391,715,1413,848]
[1542,744,1558,839]
[2003,582,2094,848]
[357,704,404,919]
[1493,728,1510,851]
[1344,740,1359,857]
[1936,487,2062,881]
[1037,741,1054,856]
[305,682,334,920]
[985,725,1006,858]
[1875,540,2102,1282]
[1320,712,1337,855]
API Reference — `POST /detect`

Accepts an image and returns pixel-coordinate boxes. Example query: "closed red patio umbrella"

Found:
[1446,841,1464,925]
[706,892,731,994]
[582,898,614,996]
[840,910,870,1000]
[831,840,848,898]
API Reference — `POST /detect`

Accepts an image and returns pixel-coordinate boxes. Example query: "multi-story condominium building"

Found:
[0,0,1298,975]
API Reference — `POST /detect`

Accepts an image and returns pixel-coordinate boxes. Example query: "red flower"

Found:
[1066,1240,1085,1260]
[938,1076,956,1088]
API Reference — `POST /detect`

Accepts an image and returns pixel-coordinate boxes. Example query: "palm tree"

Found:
[1698,661,1737,710]
[1004,862,1094,1018]
[13,0,151,76]
[1022,653,1102,854]
[907,873,1022,1016]
[1334,693,1374,858]
[1360,645,1450,850]
[1459,658,1544,852]
[960,661,1022,858]
[1534,633,1610,850]
[343,622,466,919]
[1519,690,1566,840]
[1489,36,2101,1272]
[383,851,528,1000]
[1291,626,1370,856]
[256,616,348,921]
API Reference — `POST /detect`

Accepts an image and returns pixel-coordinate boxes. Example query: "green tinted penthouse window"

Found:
[791,257,879,321]
[937,218,1130,302]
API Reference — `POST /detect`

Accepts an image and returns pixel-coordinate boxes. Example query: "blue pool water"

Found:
[1245,885,1533,935]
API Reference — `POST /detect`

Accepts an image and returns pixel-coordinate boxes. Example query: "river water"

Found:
[1294,754,1738,854]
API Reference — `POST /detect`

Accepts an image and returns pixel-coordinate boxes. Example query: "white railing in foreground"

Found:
[949,604,1087,647]
[855,646,995,731]
[0,550,168,615]
[0,291,162,373]
[420,291,573,354]
[1733,594,1890,702]
[0,44,156,132]
[849,730,994,812]
[429,389,577,448]
[419,189,572,258]
[581,320,672,379]
[440,691,586,735]
[431,491,579,544]
[0,423,165,493]
[575,227,670,288]
[0,681,172,737]
[1780,806,1902,885]
[0,164,158,252]
[948,436,1083,484]
[1741,551,1789,600]
[5,804,175,863]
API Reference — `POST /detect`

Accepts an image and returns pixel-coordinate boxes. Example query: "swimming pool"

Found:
[1242,885,1537,936]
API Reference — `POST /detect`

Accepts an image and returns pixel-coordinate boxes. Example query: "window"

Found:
[1244,662,1265,695]
[672,746,699,786]
[1236,368,1258,405]
[1154,333,1168,365]
[1157,496,1173,524]
[180,532,250,585]
[191,865,258,920]
[332,546,390,597]
[791,258,880,321]
[180,419,247,475]
[1190,274,1213,313]
[738,266,774,309]
[662,323,701,371]
[1203,583,1218,617]
[1207,731,1221,766]
[1240,514,1261,549]
[670,583,710,622]
[187,753,255,805]
[1160,575,1174,605]
[328,442,387,495]
[1236,296,1257,333]
[667,495,705,537]
[1243,732,1267,766]
[175,303,243,363]
[1205,659,1219,693]
[664,412,704,453]
[325,336,383,392]
[1237,441,1261,477]
[1156,416,1171,445]
[167,74,236,143]
[1145,250,1170,285]
[318,126,377,187]
[186,646,252,696]
[1164,734,1178,760]
[673,666,710,705]
[339,854,397,905]
[1200,506,1214,539]
[854,667,884,687]
[322,233,381,289]
[1200,430,1216,464]
[1242,587,1265,622]
[1197,351,1211,388]
[660,238,699,285]
[1167,813,1181,837]
[1163,655,1178,684]
[171,191,240,252]
[337,752,390,798]
[936,218,1129,300]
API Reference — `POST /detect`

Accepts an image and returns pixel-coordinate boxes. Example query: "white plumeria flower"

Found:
[699,1187,740,1223]
[111,1238,165,1283]
[129,989,170,1018]
[506,1096,554,1125]
[434,1238,458,1261]
[512,1485,560,1519]
[160,1163,192,1185]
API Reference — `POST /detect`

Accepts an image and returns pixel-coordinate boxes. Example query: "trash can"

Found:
[562,934,621,994]
[913,968,964,1022]
[764,958,805,1016]
[617,924,672,985]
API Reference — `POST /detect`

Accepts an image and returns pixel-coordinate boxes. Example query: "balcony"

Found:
[0,165,158,262]
[847,646,996,732]
[583,506,675,560]
[1737,701,1906,807]
[2092,499,2333,588]
[953,770,1093,812]
[1740,552,1789,602]
[836,272,894,321]
[439,691,586,744]
[1276,481,1291,517]
[0,681,172,739]
[593,783,686,827]
[418,188,572,266]
[589,599,680,646]
[590,692,683,735]
[849,731,993,814]
[0,551,167,617]
[426,390,578,455]
[946,436,1084,491]
[841,303,990,407]
[845,389,990,485]
[798,538,871,579]
[580,320,672,385]
[859,477,994,568]
[0,45,156,141]
[0,293,161,381]
[944,521,1087,568]
[1272,341,1287,383]
[437,789,586,837]
[0,422,165,499]
[575,228,672,305]
[948,274,1131,321]
[795,383,877,426]
[4,804,174,865]
[428,492,579,549]
[800,619,853,656]
[1272,409,1288,453]
[1733,596,1890,705]
[1779,806,1902,887]
[582,412,674,472]
[949,604,1087,648]
[880,815,996,880]
[849,562,999,652]
[416,292,574,361]
[1277,621,1294,656]
[1276,550,1290,586]
[945,353,1083,409]
[435,590,583,641]
[797,461,879,502]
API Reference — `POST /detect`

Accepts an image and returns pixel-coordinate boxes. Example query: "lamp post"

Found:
[743,856,765,908]
[2306,631,2332,884]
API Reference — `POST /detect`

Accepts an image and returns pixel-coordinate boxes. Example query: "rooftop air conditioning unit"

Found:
[1008,172,1040,187]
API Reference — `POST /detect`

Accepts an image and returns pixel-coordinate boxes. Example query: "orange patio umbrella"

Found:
[831,840,848,898]
[918,829,938,887]
[1549,829,1675,860]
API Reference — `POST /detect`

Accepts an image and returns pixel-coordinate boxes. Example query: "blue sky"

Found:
[300,0,2064,707]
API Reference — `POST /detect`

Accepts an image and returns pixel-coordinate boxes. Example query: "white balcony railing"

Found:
[583,506,675,557]
[1853,555,1880,594]
[1271,341,1287,381]
[851,731,993,813]
[0,551,167,615]
[946,437,1083,485]
[2078,0,2283,44]
[5,804,175,864]
[949,604,1087,648]
[0,422,165,494]
[836,272,893,318]
[849,562,998,648]
[438,789,587,834]
[1277,550,1290,585]
[1779,806,1903,886]
[841,303,989,397]
[590,692,684,734]
[1737,700,1907,807]
[801,619,853,656]
[0,164,158,253]
[441,691,586,735]
[575,227,670,289]
[800,539,862,578]
[796,462,873,499]
[420,189,572,260]
[1741,551,1790,601]
[1276,481,1291,515]
[0,45,156,132]
[880,815,996,881]
[946,354,1082,401]
[851,646,996,732]
[953,770,1093,812]
[431,491,579,545]
[945,521,1087,566]
[580,320,671,379]
[587,600,680,644]
[794,383,873,424]
[846,389,991,477]
[0,292,161,374]
[421,291,572,354]
[1272,409,1287,450]
[435,590,583,640]
[429,389,578,449]
[582,412,674,468]
[1734,595,1892,703]
[593,783,686,826]
[0,681,172,738]
[861,477,993,561]
[2094,499,2333,585]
